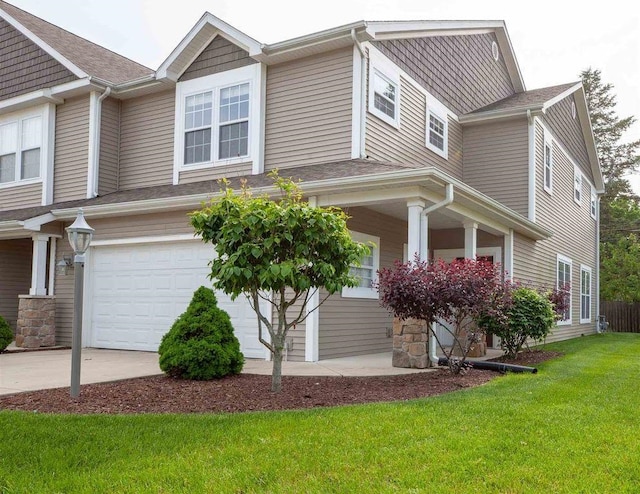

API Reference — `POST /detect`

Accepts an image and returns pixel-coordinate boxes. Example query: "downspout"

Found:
[351,28,367,158]
[89,86,112,198]
[420,183,454,365]
[527,110,536,222]
[596,195,601,332]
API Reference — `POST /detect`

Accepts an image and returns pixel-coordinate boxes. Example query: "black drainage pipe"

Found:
[438,357,537,374]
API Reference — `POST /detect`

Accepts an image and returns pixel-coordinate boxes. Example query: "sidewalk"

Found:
[0,348,432,396]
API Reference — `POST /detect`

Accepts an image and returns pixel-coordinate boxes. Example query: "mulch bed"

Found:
[0,350,562,415]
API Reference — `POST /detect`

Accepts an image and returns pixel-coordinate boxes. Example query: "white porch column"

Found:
[463,221,478,260]
[29,234,50,296]
[504,228,514,280]
[407,200,425,262]
[305,195,320,361]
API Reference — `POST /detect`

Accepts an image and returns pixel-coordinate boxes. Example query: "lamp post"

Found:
[66,209,94,398]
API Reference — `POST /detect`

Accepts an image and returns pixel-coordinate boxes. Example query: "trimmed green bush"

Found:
[482,287,556,359]
[158,286,244,379]
[0,315,14,352]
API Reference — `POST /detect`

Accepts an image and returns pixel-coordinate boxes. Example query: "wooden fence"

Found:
[601,301,640,333]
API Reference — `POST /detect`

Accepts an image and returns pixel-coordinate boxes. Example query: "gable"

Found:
[543,94,592,182]
[0,17,76,101]
[373,33,515,115]
[178,35,257,82]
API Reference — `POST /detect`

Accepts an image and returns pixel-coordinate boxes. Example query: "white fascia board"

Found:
[157,12,263,79]
[459,106,543,124]
[0,88,63,115]
[22,213,56,230]
[493,24,525,92]
[574,86,604,193]
[0,7,88,80]
[541,83,583,112]
[365,19,505,35]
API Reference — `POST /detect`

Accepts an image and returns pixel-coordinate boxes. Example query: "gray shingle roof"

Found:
[0,0,153,84]
[0,159,417,223]
[467,82,579,115]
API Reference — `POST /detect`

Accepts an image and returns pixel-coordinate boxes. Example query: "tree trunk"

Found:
[271,346,283,393]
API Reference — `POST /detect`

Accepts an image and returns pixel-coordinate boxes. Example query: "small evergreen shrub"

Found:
[158,286,244,379]
[0,315,14,352]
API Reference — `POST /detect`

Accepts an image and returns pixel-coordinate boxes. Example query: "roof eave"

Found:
[459,106,544,124]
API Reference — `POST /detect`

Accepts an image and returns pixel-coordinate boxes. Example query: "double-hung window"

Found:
[543,136,553,194]
[368,53,401,129]
[580,265,592,323]
[426,102,448,159]
[342,231,380,299]
[574,167,582,204]
[174,63,260,180]
[557,254,572,324]
[0,115,42,184]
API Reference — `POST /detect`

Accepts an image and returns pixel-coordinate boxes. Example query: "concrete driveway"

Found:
[0,348,430,396]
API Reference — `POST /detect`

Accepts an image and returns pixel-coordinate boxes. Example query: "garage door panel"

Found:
[90,241,265,357]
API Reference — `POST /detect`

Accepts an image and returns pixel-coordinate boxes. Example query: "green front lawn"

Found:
[1,333,639,493]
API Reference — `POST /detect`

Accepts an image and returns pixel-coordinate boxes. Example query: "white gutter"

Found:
[87,86,112,198]
[596,195,601,331]
[459,105,543,125]
[420,183,455,365]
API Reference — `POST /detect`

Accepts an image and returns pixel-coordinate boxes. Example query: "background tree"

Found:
[190,175,368,392]
[581,68,640,300]
[600,234,640,303]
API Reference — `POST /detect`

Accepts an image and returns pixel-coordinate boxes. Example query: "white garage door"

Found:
[89,240,267,358]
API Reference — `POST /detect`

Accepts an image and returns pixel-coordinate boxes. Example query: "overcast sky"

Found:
[7,0,640,185]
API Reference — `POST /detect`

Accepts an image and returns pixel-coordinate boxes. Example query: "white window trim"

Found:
[342,231,380,299]
[590,186,597,220]
[574,167,582,205]
[557,254,572,326]
[367,52,401,129]
[543,134,553,194]
[173,63,262,184]
[580,264,592,324]
[426,98,448,159]
[0,105,48,191]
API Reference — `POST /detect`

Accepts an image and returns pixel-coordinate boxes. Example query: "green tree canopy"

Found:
[190,174,369,392]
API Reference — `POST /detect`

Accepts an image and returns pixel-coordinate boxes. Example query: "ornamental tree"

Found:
[190,174,368,392]
[377,258,509,373]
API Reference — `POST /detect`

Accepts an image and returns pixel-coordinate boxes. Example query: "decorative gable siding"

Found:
[178,35,256,82]
[462,118,529,216]
[53,95,90,202]
[98,97,120,195]
[513,120,597,341]
[118,90,175,189]
[373,34,515,115]
[264,48,353,170]
[0,18,76,101]
[366,74,463,179]
[542,94,592,182]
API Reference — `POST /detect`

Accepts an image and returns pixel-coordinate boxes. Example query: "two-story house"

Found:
[0,1,603,363]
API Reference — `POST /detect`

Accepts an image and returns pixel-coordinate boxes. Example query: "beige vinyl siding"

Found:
[179,162,253,184]
[264,48,353,170]
[0,182,41,209]
[89,210,195,241]
[54,235,75,345]
[366,75,463,178]
[462,119,529,216]
[0,239,32,332]
[53,96,90,202]
[513,120,597,342]
[119,90,175,189]
[98,97,120,195]
[374,34,515,115]
[318,207,404,359]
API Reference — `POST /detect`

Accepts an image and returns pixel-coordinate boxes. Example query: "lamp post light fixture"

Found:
[66,209,94,398]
